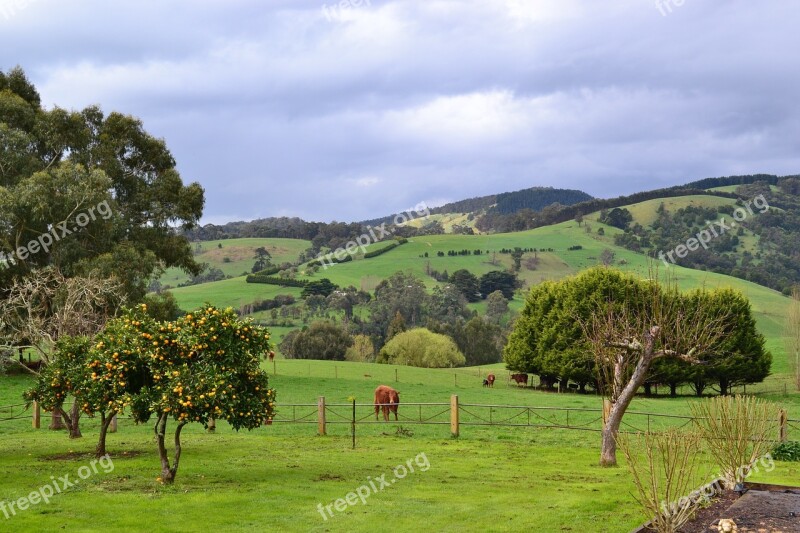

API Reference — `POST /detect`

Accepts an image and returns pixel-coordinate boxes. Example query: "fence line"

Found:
[2,399,796,442]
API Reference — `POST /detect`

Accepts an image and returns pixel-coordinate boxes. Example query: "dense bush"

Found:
[772,441,800,462]
[245,275,308,287]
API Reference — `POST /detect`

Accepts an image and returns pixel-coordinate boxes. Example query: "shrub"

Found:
[690,395,777,489]
[771,441,800,462]
[378,328,465,368]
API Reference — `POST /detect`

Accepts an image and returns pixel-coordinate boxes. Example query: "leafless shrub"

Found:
[689,395,777,490]
[617,429,707,533]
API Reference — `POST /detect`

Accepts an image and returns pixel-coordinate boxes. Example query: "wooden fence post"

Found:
[779,409,788,442]
[109,414,118,433]
[32,401,40,429]
[208,417,216,432]
[318,396,327,436]
[602,399,612,426]
[450,395,459,438]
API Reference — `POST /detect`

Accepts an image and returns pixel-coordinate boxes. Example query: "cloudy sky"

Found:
[2,0,799,224]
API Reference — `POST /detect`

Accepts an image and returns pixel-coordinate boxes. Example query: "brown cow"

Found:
[510,373,528,387]
[486,373,495,387]
[374,385,400,421]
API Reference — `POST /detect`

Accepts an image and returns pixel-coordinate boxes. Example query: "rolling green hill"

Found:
[170,216,793,373]
[159,238,310,287]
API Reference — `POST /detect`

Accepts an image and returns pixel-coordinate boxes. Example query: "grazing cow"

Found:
[374,385,400,421]
[486,373,495,387]
[510,373,529,387]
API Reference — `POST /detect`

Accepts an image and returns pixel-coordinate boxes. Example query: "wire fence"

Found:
[2,400,797,442]
[0,402,29,423]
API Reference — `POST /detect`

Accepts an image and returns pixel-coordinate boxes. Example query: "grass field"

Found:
[1,359,798,533]
[159,238,311,287]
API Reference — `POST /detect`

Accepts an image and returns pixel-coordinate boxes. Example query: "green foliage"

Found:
[505,267,770,393]
[141,291,183,321]
[283,321,352,361]
[0,68,204,300]
[363,240,403,258]
[246,274,308,287]
[378,328,465,368]
[449,269,481,302]
[479,270,518,299]
[771,441,800,462]
[301,278,339,298]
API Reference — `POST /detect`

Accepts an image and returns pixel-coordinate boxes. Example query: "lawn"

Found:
[1,360,798,533]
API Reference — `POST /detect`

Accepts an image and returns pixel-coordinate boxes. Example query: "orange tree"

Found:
[139,304,275,483]
[24,335,93,439]
[27,304,276,482]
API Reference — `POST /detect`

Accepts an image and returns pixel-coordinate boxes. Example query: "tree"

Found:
[287,321,352,360]
[252,246,272,273]
[345,334,375,362]
[485,290,509,323]
[24,335,93,439]
[460,317,504,366]
[479,271,518,299]
[378,328,465,368]
[449,269,481,302]
[581,270,730,466]
[301,278,338,298]
[786,286,800,390]
[510,248,523,272]
[0,67,205,300]
[574,213,584,227]
[141,291,182,321]
[696,288,771,395]
[427,285,470,323]
[386,311,407,341]
[367,272,428,347]
[0,267,123,431]
[599,248,615,266]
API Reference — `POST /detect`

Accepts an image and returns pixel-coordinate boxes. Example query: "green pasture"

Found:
[1,358,798,532]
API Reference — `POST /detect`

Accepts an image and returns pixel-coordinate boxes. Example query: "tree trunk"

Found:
[155,413,187,484]
[600,339,657,467]
[68,402,82,438]
[56,403,82,438]
[644,383,652,396]
[96,411,116,458]
[49,409,66,430]
[670,382,678,397]
[719,377,729,396]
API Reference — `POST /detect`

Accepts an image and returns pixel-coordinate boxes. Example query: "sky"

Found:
[2,0,800,224]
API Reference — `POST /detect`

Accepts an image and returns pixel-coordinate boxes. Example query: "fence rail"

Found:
[2,399,796,442]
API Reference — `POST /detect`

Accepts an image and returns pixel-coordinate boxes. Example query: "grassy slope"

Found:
[168,193,793,374]
[160,238,311,287]
[1,362,797,533]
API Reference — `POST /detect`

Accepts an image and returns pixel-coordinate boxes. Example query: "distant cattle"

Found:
[21,360,42,372]
[374,385,400,421]
[510,373,528,387]
[482,378,489,387]
[483,373,495,388]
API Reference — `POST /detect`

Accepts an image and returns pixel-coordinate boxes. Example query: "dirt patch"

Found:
[640,488,800,533]
[40,450,142,461]
[314,473,345,482]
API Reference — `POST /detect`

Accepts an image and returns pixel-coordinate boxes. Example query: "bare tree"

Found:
[582,274,729,466]
[786,286,800,391]
[0,267,124,433]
